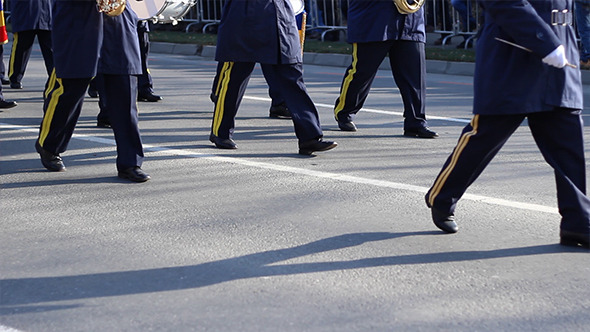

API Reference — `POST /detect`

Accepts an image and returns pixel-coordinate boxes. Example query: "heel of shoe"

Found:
[560,231,590,249]
[560,237,580,247]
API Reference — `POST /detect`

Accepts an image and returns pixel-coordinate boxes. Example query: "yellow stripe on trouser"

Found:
[44,68,57,99]
[334,43,359,119]
[39,70,64,146]
[427,115,480,207]
[8,32,18,78]
[212,62,233,137]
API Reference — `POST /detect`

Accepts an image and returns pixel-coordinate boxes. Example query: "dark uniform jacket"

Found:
[51,0,103,78]
[215,0,302,64]
[346,0,426,43]
[474,0,583,114]
[98,7,142,76]
[10,0,52,32]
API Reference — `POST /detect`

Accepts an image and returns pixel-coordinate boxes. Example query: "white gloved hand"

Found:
[542,45,567,68]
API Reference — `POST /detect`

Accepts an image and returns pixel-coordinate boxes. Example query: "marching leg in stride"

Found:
[333,0,437,138]
[208,0,337,155]
[35,0,150,182]
[425,0,590,249]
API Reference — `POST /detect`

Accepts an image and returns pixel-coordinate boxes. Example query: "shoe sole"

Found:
[404,132,439,139]
[298,142,338,155]
[117,173,151,183]
[137,98,161,102]
[560,238,590,249]
[209,133,237,149]
[214,143,237,149]
[269,114,292,119]
[35,141,66,172]
[560,236,590,249]
[339,126,357,132]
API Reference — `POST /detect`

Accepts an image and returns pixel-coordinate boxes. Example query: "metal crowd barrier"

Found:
[306,0,349,41]
[0,0,572,51]
[425,0,481,49]
[183,0,226,33]
[177,0,482,46]
[180,0,351,39]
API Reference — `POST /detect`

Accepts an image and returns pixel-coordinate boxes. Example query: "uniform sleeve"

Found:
[480,0,561,58]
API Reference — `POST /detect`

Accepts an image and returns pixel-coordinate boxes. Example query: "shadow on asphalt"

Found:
[0,231,583,313]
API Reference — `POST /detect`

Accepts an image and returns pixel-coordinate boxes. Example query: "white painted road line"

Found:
[0,122,559,215]
[243,96,473,123]
[0,325,23,332]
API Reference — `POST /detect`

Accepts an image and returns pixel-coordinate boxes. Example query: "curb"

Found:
[151,42,590,85]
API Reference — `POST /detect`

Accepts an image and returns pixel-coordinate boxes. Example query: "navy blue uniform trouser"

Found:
[211,63,285,108]
[100,74,144,170]
[425,110,590,234]
[9,30,53,83]
[334,40,427,130]
[39,75,91,153]
[211,62,323,142]
[38,72,144,171]
[137,25,153,95]
[261,65,285,107]
[0,44,5,80]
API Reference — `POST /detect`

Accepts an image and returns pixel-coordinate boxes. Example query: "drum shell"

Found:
[128,0,196,23]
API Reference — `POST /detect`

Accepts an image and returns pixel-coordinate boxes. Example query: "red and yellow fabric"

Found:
[0,1,8,45]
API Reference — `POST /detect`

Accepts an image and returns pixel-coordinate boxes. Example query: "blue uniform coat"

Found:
[215,0,302,64]
[474,0,583,114]
[51,0,103,78]
[98,7,142,75]
[346,0,426,43]
[10,0,52,32]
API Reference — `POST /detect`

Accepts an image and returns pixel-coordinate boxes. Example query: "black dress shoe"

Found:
[97,119,111,128]
[0,100,17,109]
[337,119,357,132]
[404,127,439,138]
[269,103,291,119]
[298,138,338,155]
[209,133,237,149]
[10,82,23,89]
[431,207,458,233]
[118,166,151,182]
[1,78,9,85]
[560,230,590,249]
[35,140,66,172]
[138,92,163,102]
[88,89,99,98]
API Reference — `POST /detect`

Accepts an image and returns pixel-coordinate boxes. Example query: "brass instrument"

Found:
[96,0,127,17]
[393,0,425,14]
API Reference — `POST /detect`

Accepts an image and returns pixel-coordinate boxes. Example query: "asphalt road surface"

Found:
[1,48,589,332]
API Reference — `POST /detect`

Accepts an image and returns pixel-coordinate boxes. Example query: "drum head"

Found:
[128,0,167,20]
[288,0,304,15]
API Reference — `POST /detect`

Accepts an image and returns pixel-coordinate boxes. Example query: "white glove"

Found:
[542,45,567,68]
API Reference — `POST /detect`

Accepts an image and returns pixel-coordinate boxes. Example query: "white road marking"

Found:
[0,325,23,332]
[243,96,473,123]
[1,123,558,215]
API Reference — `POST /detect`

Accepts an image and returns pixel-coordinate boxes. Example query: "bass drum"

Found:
[128,0,197,25]
[288,0,305,15]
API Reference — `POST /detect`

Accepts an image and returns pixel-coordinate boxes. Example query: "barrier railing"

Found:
[183,0,226,33]
[426,0,481,48]
[306,0,348,41]
[2,0,575,52]
[176,0,482,45]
